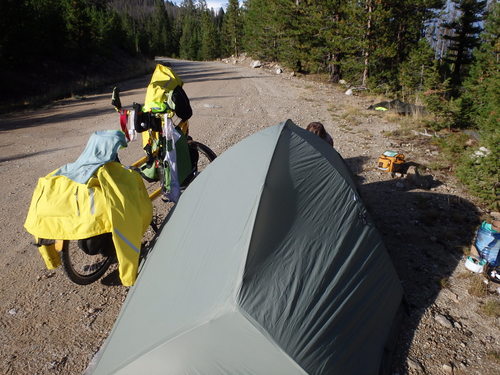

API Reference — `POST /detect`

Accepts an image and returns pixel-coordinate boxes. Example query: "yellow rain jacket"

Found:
[142,64,189,146]
[143,64,183,114]
[24,162,152,286]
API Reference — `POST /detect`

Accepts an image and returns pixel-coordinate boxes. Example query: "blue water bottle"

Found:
[475,221,500,266]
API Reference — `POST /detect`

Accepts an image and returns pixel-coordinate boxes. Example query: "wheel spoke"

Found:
[61,236,114,285]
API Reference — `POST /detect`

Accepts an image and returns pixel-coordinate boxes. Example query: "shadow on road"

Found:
[345,156,482,374]
[0,76,150,132]
[163,59,265,84]
[0,59,259,132]
[0,146,78,164]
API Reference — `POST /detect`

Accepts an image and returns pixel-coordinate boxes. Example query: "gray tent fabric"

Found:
[88,120,403,375]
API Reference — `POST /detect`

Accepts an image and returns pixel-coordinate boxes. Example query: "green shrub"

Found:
[433,132,499,209]
[433,132,469,157]
[456,146,499,209]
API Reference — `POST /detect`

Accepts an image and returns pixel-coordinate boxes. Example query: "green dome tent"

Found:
[87,120,403,375]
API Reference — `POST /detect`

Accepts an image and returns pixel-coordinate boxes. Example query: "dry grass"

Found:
[328,104,346,119]
[427,159,452,171]
[339,106,362,126]
[461,245,473,256]
[384,112,402,123]
[341,105,361,117]
[479,299,500,318]
[301,96,316,102]
[381,127,418,141]
[487,351,500,364]
[467,274,488,297]
[457,271,475,280]
[367,94,388,105]
[339,124,354,132]
[439,277,450,289]
[303,73,331,84]
[379,112,435,145]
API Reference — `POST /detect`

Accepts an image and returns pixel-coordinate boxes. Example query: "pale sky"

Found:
[171,1,227,10]
[206,1,226,10]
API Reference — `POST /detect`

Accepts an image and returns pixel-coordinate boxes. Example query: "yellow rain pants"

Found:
[24,162,152,286]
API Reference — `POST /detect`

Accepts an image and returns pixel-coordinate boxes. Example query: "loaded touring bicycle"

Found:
[24,64,216,286]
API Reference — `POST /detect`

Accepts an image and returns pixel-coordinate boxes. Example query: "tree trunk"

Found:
[329,53,341,83]
[362,0,373,87]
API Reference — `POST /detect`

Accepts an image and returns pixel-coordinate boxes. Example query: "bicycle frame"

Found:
[114,87,217,204]
[113,86,188,202]
[28,85,216,286]
[130,152,163,201]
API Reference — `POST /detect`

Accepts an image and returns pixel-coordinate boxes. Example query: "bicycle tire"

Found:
[193,141,217,164]
[61,237,114,285]
[182,141,217,187]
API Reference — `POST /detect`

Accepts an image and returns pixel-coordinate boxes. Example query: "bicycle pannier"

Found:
[78,233,114,256]
[377,150,405,173]
[171,85,192,121]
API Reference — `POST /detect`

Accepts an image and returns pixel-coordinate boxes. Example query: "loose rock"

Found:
[407,358,424,372]
[443,363,454,374]
[251,60,261,68]
[435,313,454,329]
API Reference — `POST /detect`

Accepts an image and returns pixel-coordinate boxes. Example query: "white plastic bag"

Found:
[126,110,137,142]
[162,115,181,202]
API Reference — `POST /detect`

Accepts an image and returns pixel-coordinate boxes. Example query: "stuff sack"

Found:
[78,233,114,256]
[143,64,183,114]
[377,151,405,173]
[136,127,192,187]
[475,221,500,266]
[171,85,192,121]
[132,103,162,133]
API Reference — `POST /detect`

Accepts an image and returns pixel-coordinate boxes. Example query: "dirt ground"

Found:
[0,57,498,375]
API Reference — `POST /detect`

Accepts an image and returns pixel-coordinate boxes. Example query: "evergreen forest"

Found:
[0,0,498,207]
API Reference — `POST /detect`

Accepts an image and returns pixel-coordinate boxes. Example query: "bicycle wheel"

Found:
[194,141,217,172]
[182,141,217,187]
[61,234,114,285]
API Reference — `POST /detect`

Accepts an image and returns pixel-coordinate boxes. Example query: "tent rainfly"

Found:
[87,120,403,375]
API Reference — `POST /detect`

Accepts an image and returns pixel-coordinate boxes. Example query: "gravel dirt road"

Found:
[0,58,498,374]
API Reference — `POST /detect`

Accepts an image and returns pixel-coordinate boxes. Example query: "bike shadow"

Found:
[100,268,121,286]
[345,156,482,373]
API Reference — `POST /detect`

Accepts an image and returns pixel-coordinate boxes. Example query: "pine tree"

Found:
[456,3,499,207]
[287,1,343,80]
[382,1,445,65]
[399,38,437,102]
[146,0,173,57]
[62,0,93,61]
[87,6,119,57]
[200,6,220,60]
[242,0,290,61]
[242,0,266,59]
[460,2,499,139]
[356,0,444,89]
[179,0,201,60]
[0,0,32,68]
[222,0,243,57]
[26,0,67,61]
[277,1,308,73]
[442,0,487,90]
